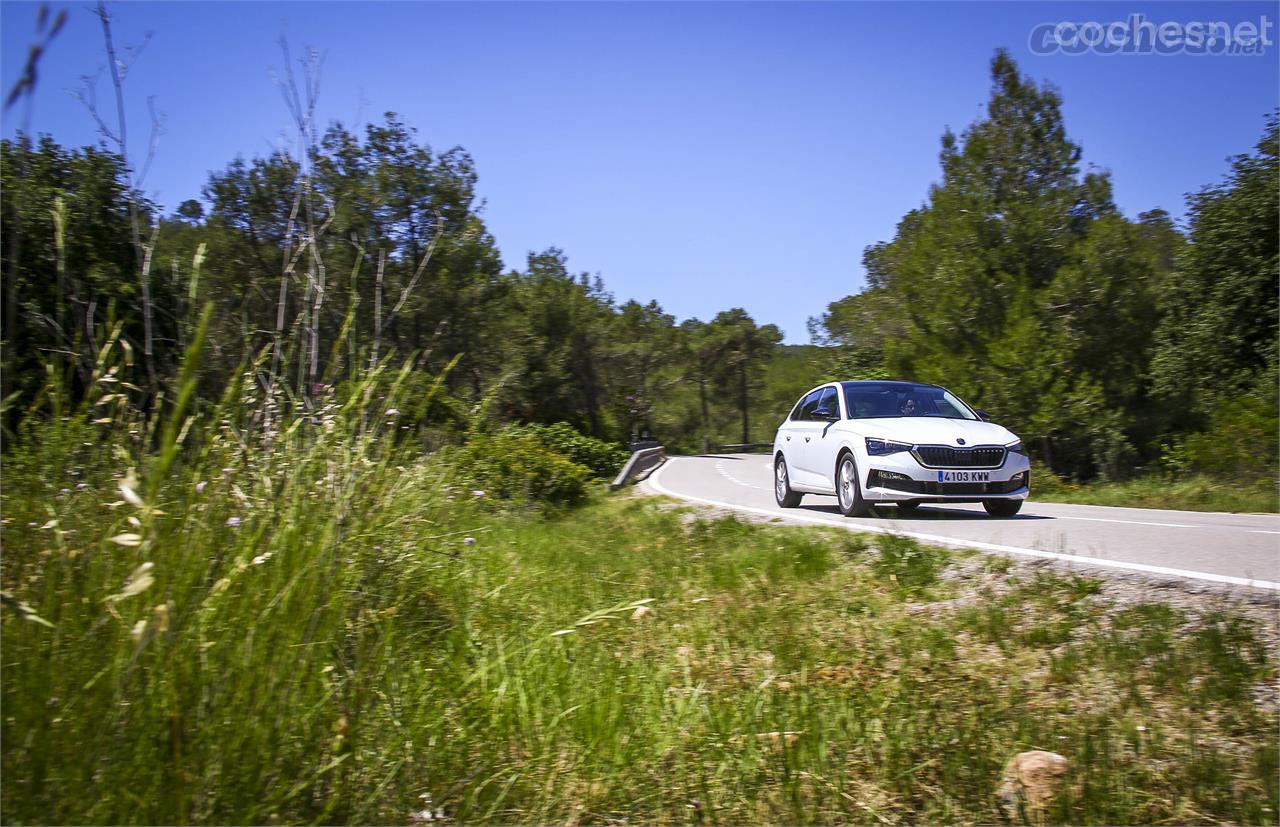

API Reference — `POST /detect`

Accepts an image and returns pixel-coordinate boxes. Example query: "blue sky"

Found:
[2,1,1276,343]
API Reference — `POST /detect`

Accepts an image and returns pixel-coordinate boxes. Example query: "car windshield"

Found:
[841,382,979,421]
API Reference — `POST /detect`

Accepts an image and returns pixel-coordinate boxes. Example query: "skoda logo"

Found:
[956,438,966,445]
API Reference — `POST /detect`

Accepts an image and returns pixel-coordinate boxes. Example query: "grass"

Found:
[1031,465,1278,514]
[3,383,1277,824]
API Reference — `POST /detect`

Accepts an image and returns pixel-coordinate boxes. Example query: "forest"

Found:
[4,49,1276,490]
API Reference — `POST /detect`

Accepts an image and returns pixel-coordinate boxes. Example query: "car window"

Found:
[793,390,822,421]
[816,386,839,419]
[847,390,898,418]
[933,395,968,418]
[841,382,980,420]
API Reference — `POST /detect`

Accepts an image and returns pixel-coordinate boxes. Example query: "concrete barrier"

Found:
[610,445,666,491]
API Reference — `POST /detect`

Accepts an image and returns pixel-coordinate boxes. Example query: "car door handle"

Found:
[805,437,811,443]
[785,436,791,441]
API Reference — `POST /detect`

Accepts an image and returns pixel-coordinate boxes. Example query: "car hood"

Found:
[849,417,1017,447]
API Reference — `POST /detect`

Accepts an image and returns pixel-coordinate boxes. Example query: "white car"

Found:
[772,380,1030,517]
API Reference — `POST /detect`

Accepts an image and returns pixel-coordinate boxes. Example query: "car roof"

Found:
[794,380,944,403]
[838,380,941,390]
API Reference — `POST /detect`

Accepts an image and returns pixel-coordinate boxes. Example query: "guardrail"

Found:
[711,442,773,454]
[609,445,666,491]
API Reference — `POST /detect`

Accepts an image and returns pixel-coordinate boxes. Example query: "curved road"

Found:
[643,454,1280,591]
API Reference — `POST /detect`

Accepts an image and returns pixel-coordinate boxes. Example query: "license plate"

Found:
[938,471,990,482]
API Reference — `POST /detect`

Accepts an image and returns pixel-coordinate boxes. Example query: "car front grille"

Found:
[912,445,1006,468]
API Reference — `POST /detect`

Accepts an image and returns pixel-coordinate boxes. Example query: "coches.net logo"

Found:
[1030,13,1273,56]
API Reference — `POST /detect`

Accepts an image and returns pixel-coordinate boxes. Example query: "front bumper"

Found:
[863,450,1031,502]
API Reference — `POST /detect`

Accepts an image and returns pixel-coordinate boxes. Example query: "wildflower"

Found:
[106,562,154,602]
[385,408,400,417]
[225,516,242,528]
[471,489,485,499]
[118,479,144,508]
[463,536,476,546]
[196,481,207,494]
[252,553,272,566]
[59,488,71,496]
[76,483,89,491]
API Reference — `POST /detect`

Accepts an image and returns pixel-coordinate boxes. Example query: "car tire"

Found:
[895,501,920,515]
[775,455,802,508]
[983,499,1022,517]
[836,453,873,518]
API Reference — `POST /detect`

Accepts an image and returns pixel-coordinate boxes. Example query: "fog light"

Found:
[879,471,911,482]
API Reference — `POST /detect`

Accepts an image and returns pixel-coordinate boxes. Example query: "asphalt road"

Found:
[642,454,1280,591]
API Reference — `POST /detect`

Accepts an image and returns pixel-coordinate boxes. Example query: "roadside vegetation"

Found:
[1032,469,1278,514]
[4,374,1276,823]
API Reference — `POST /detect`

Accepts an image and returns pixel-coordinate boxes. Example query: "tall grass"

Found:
[1032,463,1279,514]
[3,329,468,823]
[2,336,1277,823]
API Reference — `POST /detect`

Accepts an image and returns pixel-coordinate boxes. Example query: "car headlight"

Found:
[865,438,913,456]
[1006,440,1027,455]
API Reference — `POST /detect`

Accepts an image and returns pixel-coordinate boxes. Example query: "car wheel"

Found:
[775,456,802,508]
[983,499,1022,517]
[895,501,920,515]
[836,453,873,518]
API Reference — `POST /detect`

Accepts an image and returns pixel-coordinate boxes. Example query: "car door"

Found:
[775,392,803,465]
[804,385,843,489]
[781,389,821,486]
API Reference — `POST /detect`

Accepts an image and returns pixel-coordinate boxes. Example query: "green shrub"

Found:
[1181,392,1279,485]
[506,422,629,479]
[459,431,592,507]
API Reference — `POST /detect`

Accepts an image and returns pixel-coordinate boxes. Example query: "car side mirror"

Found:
[814,407,839,421]
[976,409,990,421]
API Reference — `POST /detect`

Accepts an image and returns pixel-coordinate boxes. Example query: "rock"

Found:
[996,750,1069,824]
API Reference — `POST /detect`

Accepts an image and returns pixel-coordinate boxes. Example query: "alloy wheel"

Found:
[839,458,855,511]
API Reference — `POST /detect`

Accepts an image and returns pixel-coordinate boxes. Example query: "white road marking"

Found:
[647,460,1280,592]
[714,460,772,492]
[1248,530,1280,535]
[1045,515,1200,529]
